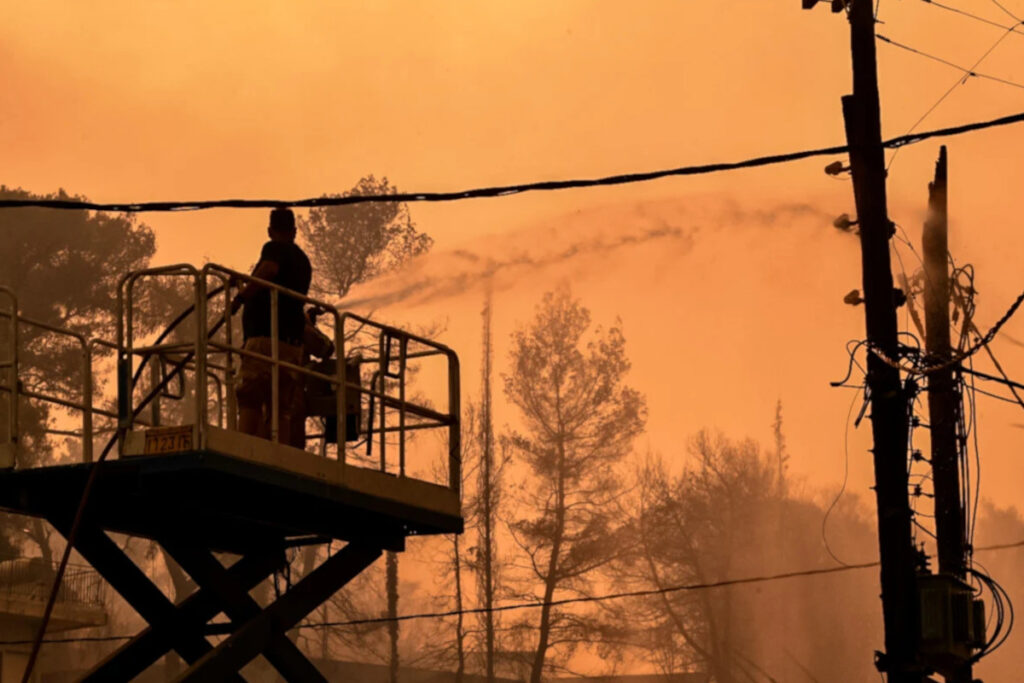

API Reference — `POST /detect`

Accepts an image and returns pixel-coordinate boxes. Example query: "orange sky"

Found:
[4,0,1024,591]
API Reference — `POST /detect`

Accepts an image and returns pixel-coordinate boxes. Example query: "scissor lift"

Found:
[0,264,462,681]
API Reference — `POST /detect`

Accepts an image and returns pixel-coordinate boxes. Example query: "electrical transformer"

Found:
[918,573,985,675]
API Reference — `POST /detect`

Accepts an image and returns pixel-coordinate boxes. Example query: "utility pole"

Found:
[922,146,964,579]
[805,1,923,680]
[922,147,972,683]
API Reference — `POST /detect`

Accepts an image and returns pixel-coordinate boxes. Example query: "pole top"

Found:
[802,0,845,12]
[935,146,948,184]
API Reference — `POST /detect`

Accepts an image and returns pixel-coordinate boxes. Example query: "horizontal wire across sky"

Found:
[3,538,1021,647]
[0,111,1023,212]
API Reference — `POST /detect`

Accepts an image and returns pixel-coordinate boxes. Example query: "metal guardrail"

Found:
[0,264,461,495]
[0,556,105,609]
[0,287,18,464]
[116,263,462,494]
[0,287,133,465]
[338,309,461,493]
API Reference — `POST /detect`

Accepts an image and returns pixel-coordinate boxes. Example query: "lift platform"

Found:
[0,263,462,682]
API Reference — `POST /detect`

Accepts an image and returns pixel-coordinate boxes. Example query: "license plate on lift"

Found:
[143,426,193,455]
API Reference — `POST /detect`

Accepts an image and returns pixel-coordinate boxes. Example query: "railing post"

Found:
[209,372,224,428]
[224,277,237,431]
[448,351,461,496]
[194,273,208,449]
[0,288,19,467]
[149,357,162,428]
[270,289,279,444]
[335,313,346,467]
[378,334,387,472]
[398,336,407,478]
[117,275,135,439]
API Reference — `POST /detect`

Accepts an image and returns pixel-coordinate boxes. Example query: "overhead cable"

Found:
[877,34,1024,90]
[7,539,1024,647]
[885,27,1018,171]
[3,112,1024,213]
[919,0,1024,34]
[867,285,1024,374]
[963,352,1024,402]
[990,0,1024,23]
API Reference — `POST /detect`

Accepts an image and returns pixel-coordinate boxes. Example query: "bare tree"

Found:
[478,286,499,681]
[502,287,646,683]
[421,395,508,679]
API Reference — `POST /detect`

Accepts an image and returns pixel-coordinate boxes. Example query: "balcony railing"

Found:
[0,556,106,609]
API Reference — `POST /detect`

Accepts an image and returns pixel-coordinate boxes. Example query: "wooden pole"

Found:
[840,1,922,680]
[922,147,972,683]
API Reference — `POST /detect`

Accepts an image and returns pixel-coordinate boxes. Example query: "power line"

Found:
[968,382,1020,404]
[974,333,1024,413]
[7,539,1024,647]
[877,34,1024,90]
[316,560,883,629]
[885,27,1018,171]
[0,561,884,646]
[867,282,1024,375]
[822,382,864,567]
[3,112,1024,213]
[919,0,1024,34]
[990,0,1024,23]
[962,366,1024,393]
[974,538,1024,552]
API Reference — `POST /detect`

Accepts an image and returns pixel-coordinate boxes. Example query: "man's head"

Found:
[268,207,297,242]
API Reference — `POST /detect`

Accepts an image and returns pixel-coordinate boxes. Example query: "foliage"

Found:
[0,186,155,404]
[502,287,646,682]
[299,176,432,299]
[619,431,880,682]
[0,185,156,555]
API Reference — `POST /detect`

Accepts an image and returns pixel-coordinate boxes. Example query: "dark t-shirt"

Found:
[241,241,312,342]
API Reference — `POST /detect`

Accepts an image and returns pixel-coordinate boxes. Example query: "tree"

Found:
[431,400,508,681]
[0,186,156,560]
[299,176,432,299]
[622,431,880,682]
[475,287,502,682]
[502,287,646,683]
[630,433,780,683]
[970,502,1024,681]
[291,175,434,673]
[772,399,788,496]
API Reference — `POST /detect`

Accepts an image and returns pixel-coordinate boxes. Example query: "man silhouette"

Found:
[232,207,312,444]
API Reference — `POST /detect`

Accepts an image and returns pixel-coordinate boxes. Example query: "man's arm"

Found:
[303,320,335,360]
[231,259,280,312]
